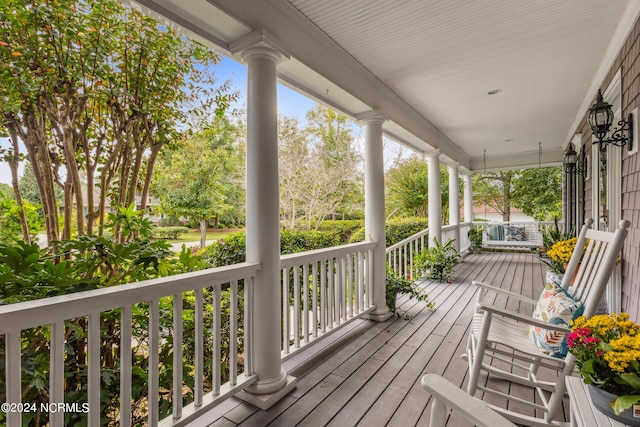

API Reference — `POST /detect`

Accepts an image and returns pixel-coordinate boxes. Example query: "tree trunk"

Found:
[200,219,207,249]
[4,123,31,243]
[17,110,61,244]
[140,144,161,211]
[62,127,85,236]
[502,171,513,222]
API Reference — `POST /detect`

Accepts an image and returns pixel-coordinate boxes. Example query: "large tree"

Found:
[0,0,235,244]
[473,170,514,221]
[278,106,363,229]
[472,167,562,221]
[512,167,562,220]
[385,155,451,221]
[152,116,245,248]
[278,115,311,229]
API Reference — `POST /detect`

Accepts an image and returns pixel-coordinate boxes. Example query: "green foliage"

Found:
[0,0,237,241]
[512,167,563,220]
[542,217,575,250]
[151,226,190,240]
[472,171,514,221]
[200,229,341,267]
[0,188,42,244]
[385,155,453,219]
[473,167,563,221]
[467,225,484,250]
[349,217,428,247]
[102,203,154,242]
[279,107,364,230]
[199,232,247,267]
[0,232,210,425]
[280,230,340,254]
[152,115,245,239]
[414,238,461,282]
[385,266,435,319]
[311,219,363,243]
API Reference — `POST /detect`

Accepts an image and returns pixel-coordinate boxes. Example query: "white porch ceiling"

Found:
[130,0,640,171]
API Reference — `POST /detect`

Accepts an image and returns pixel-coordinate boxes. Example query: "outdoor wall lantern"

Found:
[564,143,586,177]
[587,89,633,151]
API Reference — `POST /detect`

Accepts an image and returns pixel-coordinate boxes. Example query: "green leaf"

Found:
[619,373,640,389]
[611,395,640,415]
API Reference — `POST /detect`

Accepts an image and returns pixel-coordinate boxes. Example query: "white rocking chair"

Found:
[464,218,630,427]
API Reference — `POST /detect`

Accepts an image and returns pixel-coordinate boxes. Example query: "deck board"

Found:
[198,252,570,427]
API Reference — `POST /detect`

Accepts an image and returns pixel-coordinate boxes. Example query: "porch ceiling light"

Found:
[587,89,633,151]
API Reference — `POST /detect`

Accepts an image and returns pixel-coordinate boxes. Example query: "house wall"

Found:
[579,18,640,321]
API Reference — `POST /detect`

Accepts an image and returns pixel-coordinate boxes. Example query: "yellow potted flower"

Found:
[546,237,578,274]
[567,313,640,425]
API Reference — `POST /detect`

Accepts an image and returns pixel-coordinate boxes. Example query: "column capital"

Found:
[231,29,290,64]
[447,162,460,170]
[356,110,386,125]
[423,149,441,159]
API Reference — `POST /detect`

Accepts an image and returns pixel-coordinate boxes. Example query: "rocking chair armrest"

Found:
[421,374,516,427]
[472,280,537,306]
[476,297,572,333]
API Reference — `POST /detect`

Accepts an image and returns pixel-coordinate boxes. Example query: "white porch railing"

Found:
[385,222,473,280]
[385,228,429,280]
[0,263,259,427]
[459,221,472,252]
[280,242,376,358]
[1,220,554,427]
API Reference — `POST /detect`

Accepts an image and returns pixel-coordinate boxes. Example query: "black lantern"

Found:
[564,143,578,167]
[564,143,586,177]
[587,89,633,151]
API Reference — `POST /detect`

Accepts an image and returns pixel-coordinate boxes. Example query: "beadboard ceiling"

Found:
[130,0,640,171]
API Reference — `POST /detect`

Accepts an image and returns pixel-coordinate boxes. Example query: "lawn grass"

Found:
[168,230,241,243]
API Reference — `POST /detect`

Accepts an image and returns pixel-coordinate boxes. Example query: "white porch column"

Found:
[426,151,442,247]
[233,31,295,409]
[448,163,460,251]
[358,110,391,322]
[463,173,473,223]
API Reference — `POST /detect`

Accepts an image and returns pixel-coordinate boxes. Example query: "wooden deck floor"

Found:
[195,252,570,427]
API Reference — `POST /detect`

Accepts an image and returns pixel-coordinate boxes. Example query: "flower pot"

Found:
[588,384,640,426]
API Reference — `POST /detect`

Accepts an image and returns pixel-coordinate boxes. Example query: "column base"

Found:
[365,307,393,322]
[237,375,297,410]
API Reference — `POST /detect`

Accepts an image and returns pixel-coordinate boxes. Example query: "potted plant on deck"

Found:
[386,266,435,319]
[414,238,461,283]
[467,225,484,253]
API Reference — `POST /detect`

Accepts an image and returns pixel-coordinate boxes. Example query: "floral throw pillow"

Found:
[505,226,526,241]
[529,281,584,358]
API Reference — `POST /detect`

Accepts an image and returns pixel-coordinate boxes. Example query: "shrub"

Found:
[0,233,208,426]
[199,232,247,267]
[349,217,428,246]
[151,226,190,240]
[280,229,340,254]
[314,220,364,243]
[200,229,341,267]
[157,215,183,227]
